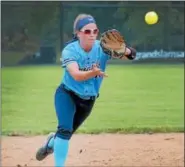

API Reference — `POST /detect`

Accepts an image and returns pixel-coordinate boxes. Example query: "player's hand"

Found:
[92,64,108,77]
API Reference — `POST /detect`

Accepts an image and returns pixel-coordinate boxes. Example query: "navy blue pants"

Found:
[54,84,96,139]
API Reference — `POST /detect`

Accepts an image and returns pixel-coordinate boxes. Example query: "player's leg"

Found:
[72,98,95,134]
[53,86,76,167]
[36,86,76,167]
[36,132,55,161]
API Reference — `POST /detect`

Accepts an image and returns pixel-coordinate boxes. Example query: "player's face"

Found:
[78,23,99,47]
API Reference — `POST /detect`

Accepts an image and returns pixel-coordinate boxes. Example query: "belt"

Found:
[60,84,98,100]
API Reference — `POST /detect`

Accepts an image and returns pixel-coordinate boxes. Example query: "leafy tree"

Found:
[1,1,184,52]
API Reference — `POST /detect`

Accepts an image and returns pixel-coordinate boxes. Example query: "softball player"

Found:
[36,13,136,167]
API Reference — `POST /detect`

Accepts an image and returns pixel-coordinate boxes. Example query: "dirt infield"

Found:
[1,133,184,167]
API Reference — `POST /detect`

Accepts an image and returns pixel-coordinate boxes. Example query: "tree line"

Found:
[1,1,184,52]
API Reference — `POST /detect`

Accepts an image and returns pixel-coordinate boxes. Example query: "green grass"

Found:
[1,64,184,136]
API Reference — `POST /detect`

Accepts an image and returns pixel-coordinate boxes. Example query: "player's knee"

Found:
[55,128,72,140]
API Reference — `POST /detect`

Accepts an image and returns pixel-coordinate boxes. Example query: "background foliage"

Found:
[1,1,184,66]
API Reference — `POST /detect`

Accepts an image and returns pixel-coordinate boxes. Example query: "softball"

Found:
[145,11,158,25]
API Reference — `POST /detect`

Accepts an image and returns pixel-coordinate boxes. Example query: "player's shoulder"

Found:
[94,40,101,47]
[94,40,105,53]
[94,40,111,59]
[91,40,102,52]
[63,41,79,52]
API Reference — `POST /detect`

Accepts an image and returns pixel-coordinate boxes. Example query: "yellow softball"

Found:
[145,11,158,25]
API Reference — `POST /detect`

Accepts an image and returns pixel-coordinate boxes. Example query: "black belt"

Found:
[60,84,98,101]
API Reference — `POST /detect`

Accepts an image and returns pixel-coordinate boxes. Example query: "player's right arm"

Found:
[62,49,107,81]
[67,62,107,81]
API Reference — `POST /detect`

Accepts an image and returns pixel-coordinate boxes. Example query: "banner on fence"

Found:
[134,50,184,61]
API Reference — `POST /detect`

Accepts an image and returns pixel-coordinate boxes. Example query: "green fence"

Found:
[1,1,184,66]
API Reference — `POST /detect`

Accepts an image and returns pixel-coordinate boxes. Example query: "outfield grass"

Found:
[1,64,184,135]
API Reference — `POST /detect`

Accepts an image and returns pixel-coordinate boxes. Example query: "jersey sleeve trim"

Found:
[62,60,76,67]
[61,48,78,68]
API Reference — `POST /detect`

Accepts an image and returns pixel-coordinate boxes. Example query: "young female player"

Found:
[36,13,136,166]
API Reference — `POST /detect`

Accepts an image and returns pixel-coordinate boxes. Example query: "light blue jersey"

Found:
[61,40,110,98]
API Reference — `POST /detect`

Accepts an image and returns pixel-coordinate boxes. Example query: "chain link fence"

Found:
[1,1,184,66]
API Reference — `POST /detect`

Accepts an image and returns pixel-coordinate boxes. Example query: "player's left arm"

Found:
[100,29,137,61]
[119,46,136,60]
